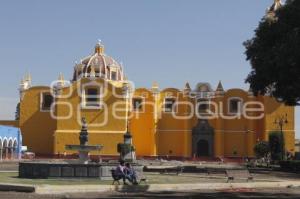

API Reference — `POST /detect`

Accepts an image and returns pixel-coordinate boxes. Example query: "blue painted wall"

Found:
[0,125,22,159]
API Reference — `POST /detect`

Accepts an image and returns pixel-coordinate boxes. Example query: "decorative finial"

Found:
[152,81,159,89]
[19,73,31,99]
[95,39,104,54]
[24,72,32,82]
[151,81,159,94]
[215,81,225,97]
[20,77,25,85]
[58,73,64,81]
[183,82,191,95]
[184,82,191,90]
[216,80,224,92]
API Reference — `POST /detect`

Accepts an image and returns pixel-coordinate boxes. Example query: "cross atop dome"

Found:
[95,39,104,54]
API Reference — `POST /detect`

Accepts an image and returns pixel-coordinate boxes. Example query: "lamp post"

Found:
[119,82,135,161]
[274,114,288,160]
[122,82,131,134]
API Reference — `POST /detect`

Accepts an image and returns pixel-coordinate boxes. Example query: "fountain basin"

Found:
[65,145,102,151]
[19,161,144,179]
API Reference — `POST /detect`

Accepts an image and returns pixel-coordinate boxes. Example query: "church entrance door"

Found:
[197,139,209,157]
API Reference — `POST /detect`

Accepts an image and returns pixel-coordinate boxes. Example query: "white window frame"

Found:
[81,86,103,110]
[109,66,118,81]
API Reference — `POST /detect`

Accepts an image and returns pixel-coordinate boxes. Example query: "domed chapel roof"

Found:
[72,41,124,81]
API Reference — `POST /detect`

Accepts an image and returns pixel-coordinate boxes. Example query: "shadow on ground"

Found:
[88,190,300,199]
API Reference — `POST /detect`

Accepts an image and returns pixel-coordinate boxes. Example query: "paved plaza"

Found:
[1,188,300,199]
[0,161,300,198]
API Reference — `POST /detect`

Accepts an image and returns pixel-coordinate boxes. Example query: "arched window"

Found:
[8,139,13,159]
[228,97,243,114]
[0,138,2,161]
[132,97,144,112]
[40,92,54,111]
[2,139,7,160]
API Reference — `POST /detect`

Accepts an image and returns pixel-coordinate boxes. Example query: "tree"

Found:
[15,103,20,120]
[244,0,300,105]
[269,131,285,161]
[254,141,270,159]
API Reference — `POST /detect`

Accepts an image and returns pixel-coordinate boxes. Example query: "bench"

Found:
[160,166,184,175]
[111,169,122,185]
[111,169,147,185]
[225,169,253,183]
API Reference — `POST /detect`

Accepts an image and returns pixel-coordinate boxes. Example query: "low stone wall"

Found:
[19,162,143,179]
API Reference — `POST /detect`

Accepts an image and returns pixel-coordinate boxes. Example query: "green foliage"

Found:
[244,0,300,105]
[269,131,285,160]
[254,141,270,158]
[15,103,20,120]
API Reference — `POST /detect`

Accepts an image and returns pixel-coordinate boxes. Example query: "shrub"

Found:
[269,131,285,160]
[279,160,300,172]
[254,141,270,158]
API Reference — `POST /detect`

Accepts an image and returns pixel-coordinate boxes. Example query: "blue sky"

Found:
[0,0,298,138]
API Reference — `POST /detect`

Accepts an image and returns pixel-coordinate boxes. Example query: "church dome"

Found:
[72,41,124,81]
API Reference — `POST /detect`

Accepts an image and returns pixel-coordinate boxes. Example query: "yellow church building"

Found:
[0,41,295,159]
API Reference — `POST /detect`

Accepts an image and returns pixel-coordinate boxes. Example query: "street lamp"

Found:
[122,82,131,134]
[274,113,288,160]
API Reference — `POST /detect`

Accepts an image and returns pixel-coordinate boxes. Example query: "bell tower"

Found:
[19,73,32,100]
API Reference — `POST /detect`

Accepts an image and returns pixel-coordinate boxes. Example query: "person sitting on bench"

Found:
[125,162,138,185]
[115,160,130,185]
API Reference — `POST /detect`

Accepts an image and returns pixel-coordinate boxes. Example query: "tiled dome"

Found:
[72,41,124,81]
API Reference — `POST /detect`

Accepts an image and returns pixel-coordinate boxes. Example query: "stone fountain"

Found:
[18,118,143,179]
[65,117,102,164]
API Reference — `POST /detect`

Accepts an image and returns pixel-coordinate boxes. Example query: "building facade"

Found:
[295,139,300,153]
[0,125,22,160]
[0,41,295,158]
